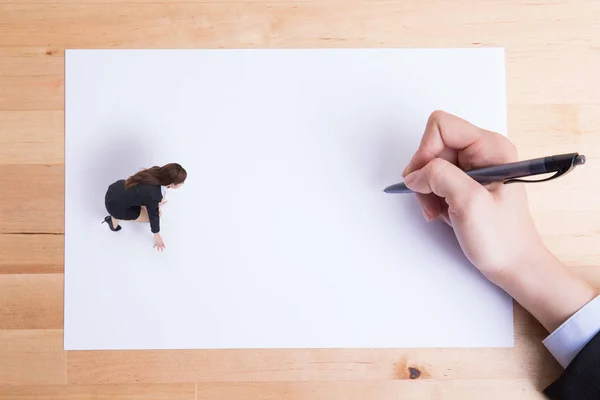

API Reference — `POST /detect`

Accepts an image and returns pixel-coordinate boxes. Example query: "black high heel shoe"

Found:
[102,216,122,231]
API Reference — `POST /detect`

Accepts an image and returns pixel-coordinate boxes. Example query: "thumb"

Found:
[403,158,491,216]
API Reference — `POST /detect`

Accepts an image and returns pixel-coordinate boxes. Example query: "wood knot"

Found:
[45,49,54,56]
[408,367,421,379]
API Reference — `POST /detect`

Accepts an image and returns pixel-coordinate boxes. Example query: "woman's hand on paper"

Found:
[153,233,166,252]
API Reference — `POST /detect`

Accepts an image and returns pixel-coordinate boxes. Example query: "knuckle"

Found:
[505,139,518,159]
[429,110,448,123]
[490,132,518,161]
[426,158,449,184]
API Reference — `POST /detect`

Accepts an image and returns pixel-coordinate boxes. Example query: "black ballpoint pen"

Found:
[384,153,586,194]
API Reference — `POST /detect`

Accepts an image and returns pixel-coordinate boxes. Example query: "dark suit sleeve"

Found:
[146,187,163,234]
[147,200,161,234]
[544,331,600,399]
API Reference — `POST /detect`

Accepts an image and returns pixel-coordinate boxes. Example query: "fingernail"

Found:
[402,164,412,177]
[421,207,434,222]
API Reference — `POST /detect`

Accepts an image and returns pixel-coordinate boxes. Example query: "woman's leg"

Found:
[111,216,120,228]
[134,206,150,222]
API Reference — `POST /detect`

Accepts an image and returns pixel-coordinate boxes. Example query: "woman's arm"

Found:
[147,201,161,234]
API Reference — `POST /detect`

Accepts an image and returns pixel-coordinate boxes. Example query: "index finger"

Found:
[403,110,515,176]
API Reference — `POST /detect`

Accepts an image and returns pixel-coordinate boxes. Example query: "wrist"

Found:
[480,239,549,290]
[500,249,597,332]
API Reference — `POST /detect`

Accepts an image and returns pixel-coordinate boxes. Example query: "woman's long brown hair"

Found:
[124,163,187,189]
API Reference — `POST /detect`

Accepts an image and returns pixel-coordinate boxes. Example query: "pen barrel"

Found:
[465,158,547,185]
[385,153,580,194]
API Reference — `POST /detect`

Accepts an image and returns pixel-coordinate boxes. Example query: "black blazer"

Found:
[545,331,600,399]
[106,180,163,233]
[130,183,162,233]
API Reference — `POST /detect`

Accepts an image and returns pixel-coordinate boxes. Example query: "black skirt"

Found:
[104,180,142,220]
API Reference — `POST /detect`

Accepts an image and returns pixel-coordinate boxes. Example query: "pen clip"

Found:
[504,155,580,185]
[504,169,569,184]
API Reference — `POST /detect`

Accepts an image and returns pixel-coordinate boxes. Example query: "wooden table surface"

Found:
[1,0,599,399]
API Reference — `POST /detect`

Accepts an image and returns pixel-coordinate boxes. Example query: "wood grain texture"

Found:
[0,235,63,274]
[0,165,64,234]
[66,335,560,387]
[0,384,195,400]
[0,274,63,329]
[0,330,65,385]
[193,380,548,400]
[0,0,599,398]
[0,112,64,165]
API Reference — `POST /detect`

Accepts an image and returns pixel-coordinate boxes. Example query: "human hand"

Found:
[402,110,597,333]
[402,111,548,286]
[153,233,166,252]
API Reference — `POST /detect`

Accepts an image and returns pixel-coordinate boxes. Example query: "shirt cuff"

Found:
[543,294,600,368]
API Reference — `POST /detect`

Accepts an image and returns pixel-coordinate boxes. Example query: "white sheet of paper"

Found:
[64,48,512,350]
